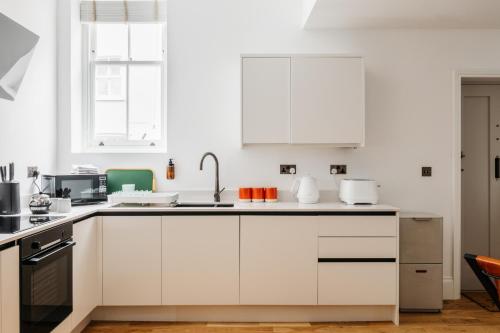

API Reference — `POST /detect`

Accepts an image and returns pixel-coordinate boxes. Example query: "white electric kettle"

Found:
[292,176,320,204]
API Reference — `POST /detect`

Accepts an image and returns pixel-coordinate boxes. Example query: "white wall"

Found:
[0,0,57,196]
[57,0,500,294]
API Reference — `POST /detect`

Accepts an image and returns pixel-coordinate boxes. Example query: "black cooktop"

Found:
[0,215,65,234]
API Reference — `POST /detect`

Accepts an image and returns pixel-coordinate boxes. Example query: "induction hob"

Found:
[0,215,65,234]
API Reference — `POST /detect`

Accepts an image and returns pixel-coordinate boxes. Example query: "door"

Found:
[72,218,99,327]
[290,57,364,145]
[461,84,500,291]
[242,57,291,144]
[162,216,239,305]
[240,216,318,305]
[102,216,162,305]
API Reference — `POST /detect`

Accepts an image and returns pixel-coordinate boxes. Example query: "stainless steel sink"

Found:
[112,202,234,208]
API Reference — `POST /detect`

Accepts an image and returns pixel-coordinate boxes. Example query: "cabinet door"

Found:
[318,262,397,305]
[102,216,162,305]
[0,245,19,333]
[72,218,99,328]
[242,57,291,143]
[240,216,318,305]
[291,57,364,145]
[163,216,239,305]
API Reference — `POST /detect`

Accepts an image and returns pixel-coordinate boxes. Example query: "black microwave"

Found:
[41,174,108,205]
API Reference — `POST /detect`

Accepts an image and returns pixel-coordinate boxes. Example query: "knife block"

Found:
[0,182,20,215]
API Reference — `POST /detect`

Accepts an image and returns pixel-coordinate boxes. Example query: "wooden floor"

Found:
[83,298,500,332]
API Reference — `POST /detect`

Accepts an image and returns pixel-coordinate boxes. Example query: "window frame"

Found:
[82,23,167,153]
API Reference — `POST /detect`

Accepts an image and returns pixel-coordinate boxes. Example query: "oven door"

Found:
[21,241,75,333]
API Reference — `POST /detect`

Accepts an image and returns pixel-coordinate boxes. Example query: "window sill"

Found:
[81,145,167,154]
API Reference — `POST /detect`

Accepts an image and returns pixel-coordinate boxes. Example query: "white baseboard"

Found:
[443,276,456,300]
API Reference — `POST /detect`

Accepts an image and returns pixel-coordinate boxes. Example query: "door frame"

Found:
[452,70,500,299]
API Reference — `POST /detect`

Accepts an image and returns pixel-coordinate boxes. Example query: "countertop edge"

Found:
[0,203,400,247]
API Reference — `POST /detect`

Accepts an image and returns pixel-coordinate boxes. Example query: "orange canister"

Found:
[251,188,265,202]
[265,187,278,202]
[239,188,252,202]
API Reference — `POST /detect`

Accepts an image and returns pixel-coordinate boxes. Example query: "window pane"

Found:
[94,64,127,137]
[94,101,127,136]
[128,65,162,141]
[130,24,163,61]
[95,24,128,60]
[95,65,126,100]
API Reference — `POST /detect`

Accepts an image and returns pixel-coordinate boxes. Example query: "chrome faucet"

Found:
[199,152,225,202]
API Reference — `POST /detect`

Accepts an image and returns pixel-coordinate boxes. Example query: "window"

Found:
[83,23,165,152]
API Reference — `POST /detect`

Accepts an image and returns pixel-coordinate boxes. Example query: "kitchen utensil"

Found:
[251,188,265,202]
[9,162,14,181]
[265,187,278,202]
[339,179,378,205]
[239,188,252,202]
[292,176,320,204]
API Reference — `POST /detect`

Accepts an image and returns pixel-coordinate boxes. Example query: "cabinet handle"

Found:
[416,270,428,273]
[412,218,432,222]
[318,258,396,263]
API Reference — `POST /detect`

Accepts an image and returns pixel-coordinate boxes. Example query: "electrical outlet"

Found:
[27,166,39,178]
[330,165,347,175]
[422,166,432,177]
[280,164,296,175]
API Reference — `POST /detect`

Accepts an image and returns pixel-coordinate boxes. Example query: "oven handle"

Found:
[23,241,76,266]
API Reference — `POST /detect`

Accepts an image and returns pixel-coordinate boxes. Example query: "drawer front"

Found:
[318,216,397,237]
[319,237,397,259]
[318,262,397,305]
[400,263,443,310]
[400,218,442,263]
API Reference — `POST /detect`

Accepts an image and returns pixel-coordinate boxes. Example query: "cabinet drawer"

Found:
[318,262,397,305]
[319,237,397,259]
[318,216,397,236]
[400,218,442,263]
[400,264,442,310]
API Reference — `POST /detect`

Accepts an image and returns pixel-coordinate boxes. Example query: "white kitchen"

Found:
[1,0,500,332]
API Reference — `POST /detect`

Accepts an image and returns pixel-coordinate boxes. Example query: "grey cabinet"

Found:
[399,213,443,312]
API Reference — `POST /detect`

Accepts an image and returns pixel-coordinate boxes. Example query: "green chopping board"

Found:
[106,169,156,194]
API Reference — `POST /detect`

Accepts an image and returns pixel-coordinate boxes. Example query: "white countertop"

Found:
[0,201,399,247]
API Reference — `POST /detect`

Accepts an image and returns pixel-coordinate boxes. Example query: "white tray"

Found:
[108,192,179,205]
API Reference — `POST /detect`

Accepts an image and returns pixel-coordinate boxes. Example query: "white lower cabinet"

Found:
[0,245,20,333]
[318,262,397,305]
[102,216,162,305]
[163,216,239,305]
[72,217,99,328]
[240,216,318,305]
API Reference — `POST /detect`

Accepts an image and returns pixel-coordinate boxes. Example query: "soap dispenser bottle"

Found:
[167,159,175,180]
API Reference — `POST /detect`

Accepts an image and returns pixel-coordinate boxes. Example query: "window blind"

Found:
[80,0,167,23]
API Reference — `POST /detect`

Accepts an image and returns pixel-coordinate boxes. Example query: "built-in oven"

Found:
[41,174,107,205]
[19,222,75,333]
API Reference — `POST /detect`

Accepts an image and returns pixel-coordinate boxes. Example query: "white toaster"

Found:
[339,179,378,205]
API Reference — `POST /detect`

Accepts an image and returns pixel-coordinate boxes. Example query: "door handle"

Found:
[496,156,499,179]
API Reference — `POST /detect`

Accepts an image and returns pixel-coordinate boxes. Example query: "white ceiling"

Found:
[303,0,500,29]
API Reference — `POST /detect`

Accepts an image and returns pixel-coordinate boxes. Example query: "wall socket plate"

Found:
[422,166,432,177]
[27,166,39,178]
[280,164,297,175]
[330,165,347,175]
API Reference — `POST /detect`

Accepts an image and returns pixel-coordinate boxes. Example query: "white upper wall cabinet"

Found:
[242,57,291,143]
[241,55,364,147]
[291,56,364,145]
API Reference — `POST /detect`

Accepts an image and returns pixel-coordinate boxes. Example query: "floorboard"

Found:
[83,298,500,332]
